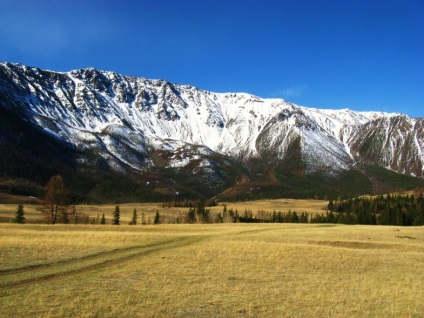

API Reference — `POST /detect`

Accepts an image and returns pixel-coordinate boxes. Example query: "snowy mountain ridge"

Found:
[0,62,423,182]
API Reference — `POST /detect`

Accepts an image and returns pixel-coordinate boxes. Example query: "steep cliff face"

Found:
[347,116,424,177]
[1,62,423,200]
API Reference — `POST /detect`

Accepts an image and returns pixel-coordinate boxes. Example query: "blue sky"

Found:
[1,0,423,117]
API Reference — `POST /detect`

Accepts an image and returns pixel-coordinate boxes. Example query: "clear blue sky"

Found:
[1,0,423,117]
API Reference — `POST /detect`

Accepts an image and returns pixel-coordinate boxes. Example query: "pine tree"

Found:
[187,207,196,223]
[113,206,120,225]
[222,204,228,222]
[291,211,299,223]
[215,212,223,223]
[277,211,283,223]
[154,210,160,224]
[328,200,334,211]
[100,213,106,224]
[300,212,308,223]
[327,211,336,223]
[130,208,137,225]
[234,209,239,223]
[195,200,210,223]
[15,204,25,224]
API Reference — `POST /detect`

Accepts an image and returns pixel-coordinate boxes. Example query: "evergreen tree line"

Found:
[13,195,424,226]
[111,206,160,225]
[327,193,424,226]
[186,203,310,224]
[0,179,44,198]
[12,174,424,226]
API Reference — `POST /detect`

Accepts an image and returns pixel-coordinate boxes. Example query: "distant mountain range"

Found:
[1,62,423,202]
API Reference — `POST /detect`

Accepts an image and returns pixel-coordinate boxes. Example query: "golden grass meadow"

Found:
[0,211,423,317]
[0,198,328,224]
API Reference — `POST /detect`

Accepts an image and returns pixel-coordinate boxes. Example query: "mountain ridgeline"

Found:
[0,62,423,202]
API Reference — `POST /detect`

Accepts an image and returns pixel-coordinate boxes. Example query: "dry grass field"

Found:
[0,222,423,317]
[0,198,328,224]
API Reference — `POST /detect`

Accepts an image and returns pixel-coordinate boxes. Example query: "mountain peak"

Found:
[1,62,423,188]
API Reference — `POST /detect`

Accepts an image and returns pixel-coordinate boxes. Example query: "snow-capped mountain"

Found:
[0,62,423,200]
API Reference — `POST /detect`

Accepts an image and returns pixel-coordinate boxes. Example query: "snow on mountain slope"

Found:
[349,115,424,176]
[0,62,423,177]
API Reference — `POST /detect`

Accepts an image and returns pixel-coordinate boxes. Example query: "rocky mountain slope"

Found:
[1,62,423,201]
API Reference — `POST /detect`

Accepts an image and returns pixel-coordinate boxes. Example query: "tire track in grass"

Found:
[0,226,302,289]
[0,236,205,289]
[0,238,188,276]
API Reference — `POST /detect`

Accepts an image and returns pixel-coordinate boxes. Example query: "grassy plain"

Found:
[0,198,328,224]
[0,223,423,317]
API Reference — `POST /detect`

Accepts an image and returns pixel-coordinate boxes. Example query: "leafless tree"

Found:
[42,175,67,224]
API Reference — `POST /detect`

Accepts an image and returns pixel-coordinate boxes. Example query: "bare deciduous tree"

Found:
[42,175,67,224]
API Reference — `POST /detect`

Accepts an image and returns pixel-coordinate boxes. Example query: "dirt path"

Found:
[0,236,204,289]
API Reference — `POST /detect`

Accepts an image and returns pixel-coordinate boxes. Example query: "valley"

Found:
[1,3,422,317]
[0,223,423,317]
[1,63,423,317]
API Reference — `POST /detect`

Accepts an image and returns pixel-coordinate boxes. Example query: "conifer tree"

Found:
[195,200,210,223]
[326,211,336,223]
[277,211,283,223]
[112,206,120,225]
[187,207,196,223]
[15,204,25,224]
[100,213,106,224]
[300,212,308,223]
[215,212,223,223]
[154,210,160,224]
[130,208,137,225]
